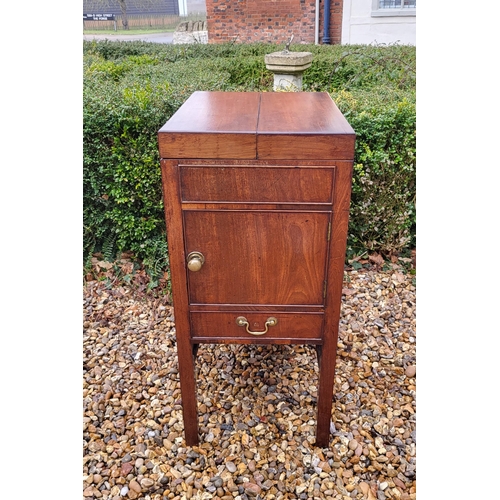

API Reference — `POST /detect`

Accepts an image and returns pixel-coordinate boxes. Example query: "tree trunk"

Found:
[118,0,129,30]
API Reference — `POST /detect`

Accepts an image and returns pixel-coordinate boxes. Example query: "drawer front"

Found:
[190,312,323,343]
[179,166,334,203]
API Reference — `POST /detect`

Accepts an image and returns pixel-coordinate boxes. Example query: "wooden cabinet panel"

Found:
[183,210,330,305]
[179,166,334,204]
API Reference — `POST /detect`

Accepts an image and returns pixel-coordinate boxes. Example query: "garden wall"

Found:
[205,0,344,44]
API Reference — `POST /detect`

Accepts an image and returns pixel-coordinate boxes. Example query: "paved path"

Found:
[83,32,174,44]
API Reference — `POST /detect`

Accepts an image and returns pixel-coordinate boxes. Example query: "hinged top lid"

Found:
[158,92,259,159]
[158,91,355,160]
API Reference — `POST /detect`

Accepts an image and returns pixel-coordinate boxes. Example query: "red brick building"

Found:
[205,0,344,45]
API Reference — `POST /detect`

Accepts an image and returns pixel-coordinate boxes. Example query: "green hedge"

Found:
[333,88,416,255]
[83,41,415,277]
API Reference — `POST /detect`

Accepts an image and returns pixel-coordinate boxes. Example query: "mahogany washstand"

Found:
[158,91,355,447]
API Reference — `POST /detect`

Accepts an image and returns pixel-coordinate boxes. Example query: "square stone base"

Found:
[273,73,303,91]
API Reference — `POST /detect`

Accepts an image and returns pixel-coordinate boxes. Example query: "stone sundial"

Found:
[264,34,313,91]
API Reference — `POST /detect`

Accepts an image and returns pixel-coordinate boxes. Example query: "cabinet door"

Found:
[183,210,330,306]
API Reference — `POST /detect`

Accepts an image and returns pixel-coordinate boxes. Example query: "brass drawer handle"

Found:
[235,316,278,336]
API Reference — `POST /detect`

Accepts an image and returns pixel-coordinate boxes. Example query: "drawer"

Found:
[189,311,323,343]
[179,166,334,203]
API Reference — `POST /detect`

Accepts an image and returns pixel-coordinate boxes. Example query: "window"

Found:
[372,0,416,16]
[379,0,416,8]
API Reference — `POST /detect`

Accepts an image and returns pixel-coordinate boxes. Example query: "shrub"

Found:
[332,88,416,257]
[303,43,416,92]
[83,44,232,275]
[83,41,416,278]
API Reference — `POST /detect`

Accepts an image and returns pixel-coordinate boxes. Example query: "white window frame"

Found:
[371,0,416,17]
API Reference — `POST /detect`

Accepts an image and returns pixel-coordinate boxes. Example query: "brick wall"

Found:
[205,0,343,45]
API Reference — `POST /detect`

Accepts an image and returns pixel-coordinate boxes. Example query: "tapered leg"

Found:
[192,343,199,358]
[315,330,338,447]
[177,338,199,446]
[315,345,322,371]
[161,160,200,446]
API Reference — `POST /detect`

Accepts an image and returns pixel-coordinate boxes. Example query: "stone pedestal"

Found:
[264,51,313,91]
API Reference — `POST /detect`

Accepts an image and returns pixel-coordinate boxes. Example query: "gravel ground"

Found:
[83,263,416,500]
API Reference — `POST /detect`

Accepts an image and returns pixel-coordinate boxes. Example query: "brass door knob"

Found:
[187,251,205,272]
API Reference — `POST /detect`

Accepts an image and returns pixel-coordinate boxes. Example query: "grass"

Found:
[83,28,175,35]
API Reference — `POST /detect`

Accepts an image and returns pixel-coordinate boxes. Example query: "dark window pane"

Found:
[379,0,400,7]
[379,0,416,7]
